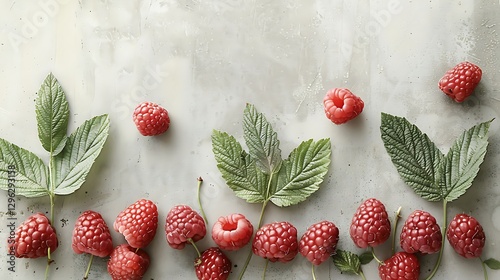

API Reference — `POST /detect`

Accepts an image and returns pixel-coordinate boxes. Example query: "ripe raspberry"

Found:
[438,61,482,102]
[133,101,170,136]
[400,210,442,254]
[252,221,298,263]
[378,251,420,280]
[113,199,158,248]
[350,198,391,248]
[195,247,232,280]
[212,213,253,251]
[72,210,113,258]
[165,205,207,249]
[299,221,339,266]
[323,88,364,125]
[446,213,485,258]
[12,213,58,258]
[107,244,150,280]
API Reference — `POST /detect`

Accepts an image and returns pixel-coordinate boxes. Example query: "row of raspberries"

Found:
[323,61,482,125]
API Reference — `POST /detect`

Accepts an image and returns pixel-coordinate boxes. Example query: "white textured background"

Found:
[0,0,499,279]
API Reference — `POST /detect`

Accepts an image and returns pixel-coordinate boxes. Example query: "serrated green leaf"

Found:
[332,250,361,275]
[212,130,268,203]
[243,104,282,175]
[437,120,492,202]
[484,258,500,270]
[0,138,49,197]
[52,115,110,195]
[380,113,444,202]
[270,138,331,207]
[358,252,374,265]
[35,73,69,156]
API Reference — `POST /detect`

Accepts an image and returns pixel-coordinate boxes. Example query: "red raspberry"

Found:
[446,213,485,258]
[438,61,482,102]
[113,199,158,248]
[12,213,58,258]
[165,205,207,249]
[252,221,299,263]
[72,210,113,257]
[212,213,253,251]
[323,88,364,124]
[400,210,442,254]
[378,251,420,280]
[194,247,232,280]
[107,244,150,280]
[349,198,391,248]
[299,221,339,266]
[133,101,170,136]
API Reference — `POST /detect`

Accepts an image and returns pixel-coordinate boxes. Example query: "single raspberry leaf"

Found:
[0,138,49,197]
[212,130,268,203]
[35,73,69,156]
[242,104,282,175]
[484,258,500,270]
[358,251,374,264]
[437,119,492,202]
[270,138,331,207]
[380,113,444,202]
[52,114,110,195]
[332,249,362,275]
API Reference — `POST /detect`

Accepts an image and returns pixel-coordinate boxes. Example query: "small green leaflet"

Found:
[212,104,331,207]
[332,250,362,275]
[53,114,110,195]
[35,73,69,156]
[243,104,282,175]
[380,113,492,203]
[484,258,500,270]
[0,138,49,197]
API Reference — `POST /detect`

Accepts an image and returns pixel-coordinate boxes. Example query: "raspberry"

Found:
[299,221,339,265]
[194,247,232,280]
[212,213,253,251]
[349,198,391,248]
[12,213,58,258]
[438,61,482,102]
[165,205,207,249]
[252,221,299,263]
[113,199,158,248]
[133,101,170,136]
[107,244,150,280]
[72,210,113,257]
[400,210,442,254]
[446,213,485,258]
[323,88,364,124]
[378,251,420,280]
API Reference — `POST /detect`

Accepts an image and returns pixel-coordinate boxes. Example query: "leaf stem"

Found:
[391,206,402,255]
[83,254,94,280]
[196,177,208,224]
[480,257,488,280]
[425,200,448,280]
[359,270,367,280]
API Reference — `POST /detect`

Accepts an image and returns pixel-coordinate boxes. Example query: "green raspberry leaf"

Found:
[358,251,374,265]
[380,113,444,202]
[0,138,49,197]
[271,138,331,207]
[53,115,110,195]
[332,250,362,275]
[437,120,492,202]
[212,130,268,203]
[243,104,282,175]
[484,258,500,270]
[35,73,69,156]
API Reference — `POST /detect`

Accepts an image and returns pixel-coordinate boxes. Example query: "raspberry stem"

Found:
[480,257,489,280]
[311,265,317,280]
[359,270,367,280]
[262,259,269,280]
[371,247,384,265]
[424,200,448,280]
[391,206,402,255]
[83,254,94,280]
[188,238,202,258]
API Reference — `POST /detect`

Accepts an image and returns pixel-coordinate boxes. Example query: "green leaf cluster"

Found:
[212,104,331,207]
[380,113,492,203]
[0,73,110,198]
